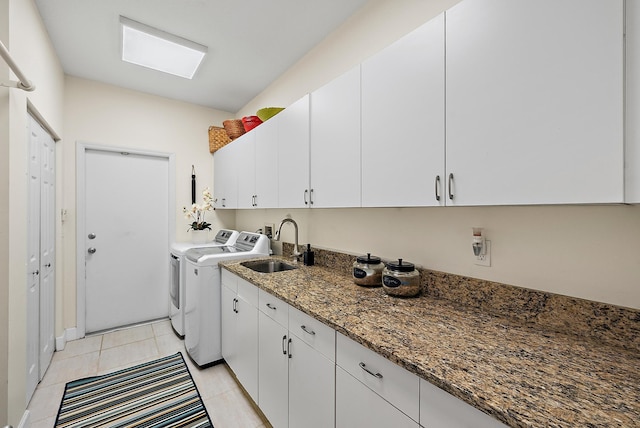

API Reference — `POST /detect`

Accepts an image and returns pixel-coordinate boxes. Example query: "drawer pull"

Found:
[359,362,383,379]
[266,303,277,310]
[300,325,316,336]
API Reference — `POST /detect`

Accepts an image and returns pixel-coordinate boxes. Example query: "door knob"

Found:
[88,233,96,239]
[88,247,97,254]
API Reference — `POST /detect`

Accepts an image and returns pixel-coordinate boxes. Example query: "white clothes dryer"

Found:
[184,231,270,367]
[169,229,239,337]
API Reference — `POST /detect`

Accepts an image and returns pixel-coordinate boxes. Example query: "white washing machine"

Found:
[184,231,270,367]
[169,229,239,338]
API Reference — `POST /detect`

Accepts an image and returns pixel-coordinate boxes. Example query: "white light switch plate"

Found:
[474,240,491,267]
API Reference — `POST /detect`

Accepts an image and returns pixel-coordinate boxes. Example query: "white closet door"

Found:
[26,115,56,404]
[38,124,55,379]
[26,116,41,404]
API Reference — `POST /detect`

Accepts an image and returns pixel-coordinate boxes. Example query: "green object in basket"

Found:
[257,107,285,122]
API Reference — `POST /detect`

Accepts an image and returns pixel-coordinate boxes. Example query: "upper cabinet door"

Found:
[279,95,310,208]
[213,144,237,209]
[627,0,640,203]
[362,14,445,207]
[310,66,361,208]
[235,132,257,209]
[255,117,279,209]
[445,0,624,206]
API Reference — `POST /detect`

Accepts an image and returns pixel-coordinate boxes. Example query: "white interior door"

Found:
[83,148,170,333]
[38,122,55,379]
[26,114,56,404]
[26,117,41,404]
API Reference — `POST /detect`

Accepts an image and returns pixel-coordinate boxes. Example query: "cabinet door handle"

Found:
[288,337,292,359]
[435,175,441,201]
[282,335,288,355]
[222,198,226,207]
[359,362,383,379]
[448,173,454,200]
[266,303,277,310]
[304,189,309,205]
[233,298,238,313]
[310,188,314,205]
[300,325,315,336]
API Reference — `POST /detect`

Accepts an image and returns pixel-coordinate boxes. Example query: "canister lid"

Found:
[356,253,382,265]
[385,258,415,272]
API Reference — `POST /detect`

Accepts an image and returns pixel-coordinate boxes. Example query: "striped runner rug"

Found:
[55,352,213,428]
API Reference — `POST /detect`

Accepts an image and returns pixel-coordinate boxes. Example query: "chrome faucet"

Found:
[274,217,302,259]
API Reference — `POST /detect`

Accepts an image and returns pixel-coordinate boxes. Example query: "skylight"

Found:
[120,16,207,79]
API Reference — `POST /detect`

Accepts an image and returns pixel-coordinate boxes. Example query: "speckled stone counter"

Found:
[220,253,640,428]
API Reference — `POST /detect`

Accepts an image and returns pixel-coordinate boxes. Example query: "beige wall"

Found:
[62,76,235,329]
[235,0,640,310]
[2,0,65,424]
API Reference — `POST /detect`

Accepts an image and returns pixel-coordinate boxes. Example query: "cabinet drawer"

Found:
[420,379,507,428]
[237,277,258,308]
[258,289,288,327]
[336,332,419,422]
[336,367,418,428]
[288,305,335,362]
[221,269,237,292]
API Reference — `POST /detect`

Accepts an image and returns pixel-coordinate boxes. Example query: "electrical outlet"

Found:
[474,240,491,267]
[264,223,275,239]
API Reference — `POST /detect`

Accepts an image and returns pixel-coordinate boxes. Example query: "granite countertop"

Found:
[220,256,640,428]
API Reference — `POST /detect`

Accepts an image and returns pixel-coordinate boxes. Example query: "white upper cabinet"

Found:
[445,0,624,205]
[235,132,257,209]
[278,95,310,208]
[255,117,279,208]
[213,143,237,209]
[235,125,278,209]
[310,66,361,208]
[627,0,640,203]
[361,13,445,207]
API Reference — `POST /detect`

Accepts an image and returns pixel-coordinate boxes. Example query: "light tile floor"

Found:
[27,320,268,428]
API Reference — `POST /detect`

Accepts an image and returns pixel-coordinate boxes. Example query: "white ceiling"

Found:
[34,0,369,113]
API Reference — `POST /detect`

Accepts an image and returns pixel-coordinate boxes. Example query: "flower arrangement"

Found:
[183,187,213,231]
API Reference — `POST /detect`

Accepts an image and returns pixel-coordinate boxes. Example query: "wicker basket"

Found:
[208,126,231,153]
[223,119,246,140]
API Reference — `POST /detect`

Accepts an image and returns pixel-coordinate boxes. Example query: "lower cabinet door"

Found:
[258,311,289,428]
[288,337,335,428]
[336,367,419,428]
[234,295,258,402]
[420,379,508,428]
[221,285,237,367]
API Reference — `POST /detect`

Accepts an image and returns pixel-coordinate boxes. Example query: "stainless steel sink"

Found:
[241,260,297,273]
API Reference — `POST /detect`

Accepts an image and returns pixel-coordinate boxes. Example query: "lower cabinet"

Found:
[288,306,335,428]
[336,367,419,428]
[258,310,289,428]
[222,271,509,428]
[336,332,420,427]
[257,290,336,428]
[420,379,508,428]
[221,272,259,402]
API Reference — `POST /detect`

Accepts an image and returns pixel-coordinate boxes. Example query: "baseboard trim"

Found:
[55,327,79,351]
[17,410,30,428]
